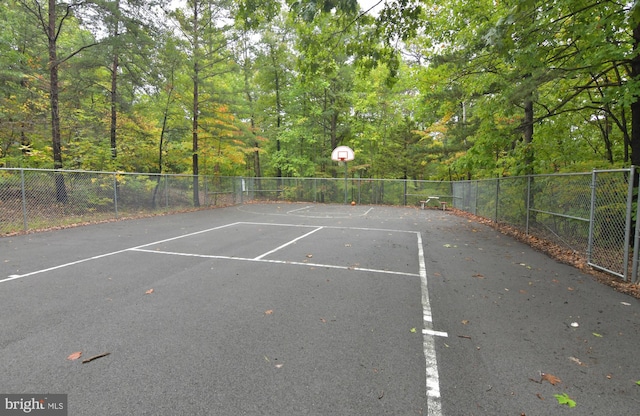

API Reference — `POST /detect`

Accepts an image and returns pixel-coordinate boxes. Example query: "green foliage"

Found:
[0,0,637,180]
[554,393,576,408]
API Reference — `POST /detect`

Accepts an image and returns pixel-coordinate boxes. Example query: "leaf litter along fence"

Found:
[1,167,639,283]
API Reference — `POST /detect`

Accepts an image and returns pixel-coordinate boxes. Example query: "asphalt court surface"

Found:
[2,203,639,416]
[131,222,420,276]
[0,204,435,415]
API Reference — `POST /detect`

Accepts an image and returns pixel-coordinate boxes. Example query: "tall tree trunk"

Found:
[271,47,282,179]
[110,0,120,159]
[523,98,534,175]
[191,1,200,207]
[48,0,67,202]
[631,21,640,167]
[242,36,261,180]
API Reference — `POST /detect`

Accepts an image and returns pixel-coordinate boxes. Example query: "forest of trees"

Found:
[2,0,640,184]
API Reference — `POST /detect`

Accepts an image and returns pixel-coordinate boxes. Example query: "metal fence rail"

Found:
[1,167,639,283]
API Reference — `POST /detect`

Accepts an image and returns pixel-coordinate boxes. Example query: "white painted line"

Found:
[254,227,324,260]
[131,222,241,249]
[423,329,449,338]
[130,248,420,277]
[239,221,413,234]
[2,221,420,283]
[2,275,30,283]
[287,205,313,214]
[417,232,444,416]
[1,248,132,282]
[1,222,241,283]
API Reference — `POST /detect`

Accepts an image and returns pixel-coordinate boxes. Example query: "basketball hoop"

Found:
[331,146,355,205]
[331,146,354,162]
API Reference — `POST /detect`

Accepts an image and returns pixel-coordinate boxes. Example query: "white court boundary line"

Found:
[417,232,446,416]
[237,204,376,219]
[1,221,447,415]
[2,221,417,282]
[1,222,241,283]
[129,247,419,277]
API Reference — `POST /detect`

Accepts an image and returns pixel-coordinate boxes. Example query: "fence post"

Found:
[20,168,28,231]
[633,167,640,283]
[164,175,168,209]
[622,166,635,281]
[525,175,531,235]
[113,173,119,219]
[203,176,208,206]
[587,170,596,264]
[474,181,478,215]
[494,178,500,222]
[403,179,407,206]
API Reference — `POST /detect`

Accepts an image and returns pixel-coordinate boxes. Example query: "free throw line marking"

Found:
[130,247,419,277]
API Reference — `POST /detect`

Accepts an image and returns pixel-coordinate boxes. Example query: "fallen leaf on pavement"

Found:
[145,288,154,295]
[568,356,585,366]
[264,310,273,315]
[67,351,82,361]
[554,392,576,407]
[541,373,561,385]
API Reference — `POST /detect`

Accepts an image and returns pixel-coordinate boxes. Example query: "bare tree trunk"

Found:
[271,48,282,179]
[523,98,534,175]
[631,21,640,167]
[191,1,200,207]
[110,0,121,159]
[48,0,67,202]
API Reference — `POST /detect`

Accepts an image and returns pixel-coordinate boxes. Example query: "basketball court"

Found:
[0,203,444,415]
[2,203,639,416]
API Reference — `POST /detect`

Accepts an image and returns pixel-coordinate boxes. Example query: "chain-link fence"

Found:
[242,176,453,206]
[2,167,639,283]
[0,169,239,235]
[451,169,636,282]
